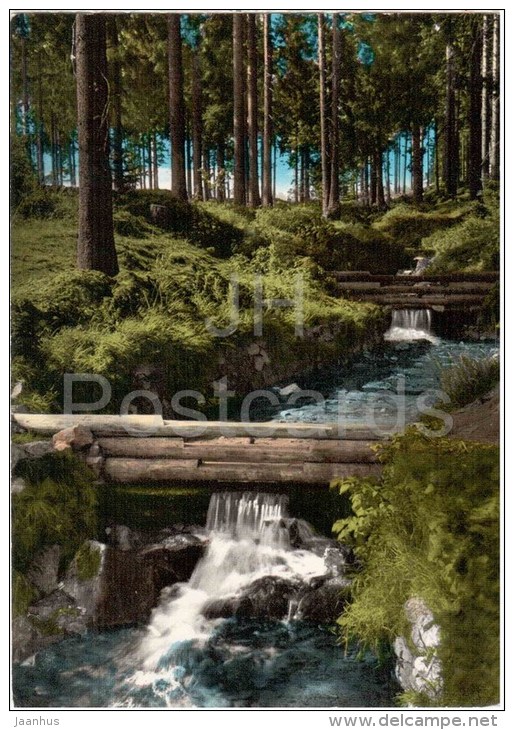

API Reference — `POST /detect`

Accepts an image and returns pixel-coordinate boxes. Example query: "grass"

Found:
[332,430,500,707]
[11,192,387,413]
[439,354,500,409]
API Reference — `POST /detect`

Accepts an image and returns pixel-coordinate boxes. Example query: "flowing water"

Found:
[252,310,498,428]
[13,493,395,708]
[13,310,498,708]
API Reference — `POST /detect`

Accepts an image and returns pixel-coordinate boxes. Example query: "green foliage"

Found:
[373,203,465,249]
[10,135,37,210]
[11,203,386,412]
[332,431,499,707]
[113,209,154,239]
[12,451,98,573]
[75,542,102,581]
[423,213,500,272]
[255,204,409,273]
[13,571,37,617]
[118,190,244,257]
[439,355,499,409]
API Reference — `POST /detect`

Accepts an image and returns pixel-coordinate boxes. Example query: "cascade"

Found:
[384,308,439,343]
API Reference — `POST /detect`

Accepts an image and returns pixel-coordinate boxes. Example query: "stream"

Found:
[13,311,498,708]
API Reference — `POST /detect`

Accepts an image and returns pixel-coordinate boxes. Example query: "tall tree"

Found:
[168,14,188,200]
[411,124,423,203]
[480,15,491,181]
[468,16,482,199]
[326,14,342,218]
[247,14,260,207]
[318,13,330,215]
[75,13,118,276]
[191,32,203,200]
[107,16,124,192]
[262,13,273,207]
[489,13,500,181]
[233,13,246,205]
[444,19,459,197]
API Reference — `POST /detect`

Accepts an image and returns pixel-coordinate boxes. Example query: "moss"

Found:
[332,431,499,707]
[74,542,102,581]
[12,571,37,617]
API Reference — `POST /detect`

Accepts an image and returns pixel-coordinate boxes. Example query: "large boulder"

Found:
[52,425,94,452]
[27,545,60,596]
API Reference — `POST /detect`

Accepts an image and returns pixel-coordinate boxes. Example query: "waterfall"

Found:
[134,492,326,674]
[384,308,439,343]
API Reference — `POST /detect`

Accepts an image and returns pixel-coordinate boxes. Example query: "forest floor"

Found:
[448,386,499,444]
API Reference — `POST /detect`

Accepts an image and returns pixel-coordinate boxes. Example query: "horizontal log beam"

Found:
[13,414,385,441]
[337,283,494,295]
[349,295,485,307]
[97,437,380,463]
[332,271,499,283]
[103,457,381,484]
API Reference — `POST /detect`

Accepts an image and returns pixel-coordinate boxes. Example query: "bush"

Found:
[254,205,409,273]
[10,135,37,210]
[332,431,499,707]
[373,203,463,249]
[118,190,243,257]
[15,187,78,220]
[439,354,499,408]
[12,451,98,573]
[423,214,499,272]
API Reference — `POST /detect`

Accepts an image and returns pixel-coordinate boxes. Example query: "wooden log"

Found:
[337,283,494,295]
[103,458,381,484]
[352,295,487,307]
[13,414,386,441]
[104,458,199,482]
[96,437,380,463]
[332,271,498,284]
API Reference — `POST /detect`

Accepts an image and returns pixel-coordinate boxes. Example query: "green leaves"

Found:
[332,431,499,706]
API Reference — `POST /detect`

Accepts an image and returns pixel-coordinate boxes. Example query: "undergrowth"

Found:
[331,430,499,707]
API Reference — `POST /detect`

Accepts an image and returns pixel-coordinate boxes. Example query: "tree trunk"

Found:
[168,14,188,200]
[247,14,260,207]
[152,131,159,189]
[385,147,391,204]
[69,139,76,187]
[326,14,341,218]
[434,119,440,192]
[191,47,203,200]
[76,13,118,277]
[370,155,377,206]
[376,151,385,208]
[262,13,273,207]
[233,14,246,205]
[107,17,124,193]
[490,13,500,180]
[318,13,330,214]
[303,147,310,202]
[444,23,459,197]
[216,142,225,202]
[481,15,491,181]
[203,148,211,200]
[186,123,192,198]
[468,17,482,200]
[411,124,424,203]
[36,68,44,184]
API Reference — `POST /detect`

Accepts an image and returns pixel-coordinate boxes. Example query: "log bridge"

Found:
[332,271,498,310]
[13,414,384,486]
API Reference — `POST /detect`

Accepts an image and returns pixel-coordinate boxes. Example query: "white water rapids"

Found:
[132,493,327,680]
[384,309,439,344]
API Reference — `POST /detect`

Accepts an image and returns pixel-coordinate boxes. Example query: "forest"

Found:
[10,11,501,711]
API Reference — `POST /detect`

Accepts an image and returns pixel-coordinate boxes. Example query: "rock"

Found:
[142,535,205,588]
[254,355,265,372]
[22,440,54,459]
[62,540,106,622]
[11,615,60,665]
[11,444,26,472]
[11,477,27,494]
[52,425,94,452]
[28,589,87,632]
[259,349,271,365]
[27,545,60,596]
[247,342,260,356]
[323,545,354,577]
[278,383,301,398]
[95,548,156,628]
[236,576,298,620]
[84,455,104,477]
[149,204,170,228]
[295,578,351,622]
[394,597,443,700]
[105,524,145,551]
